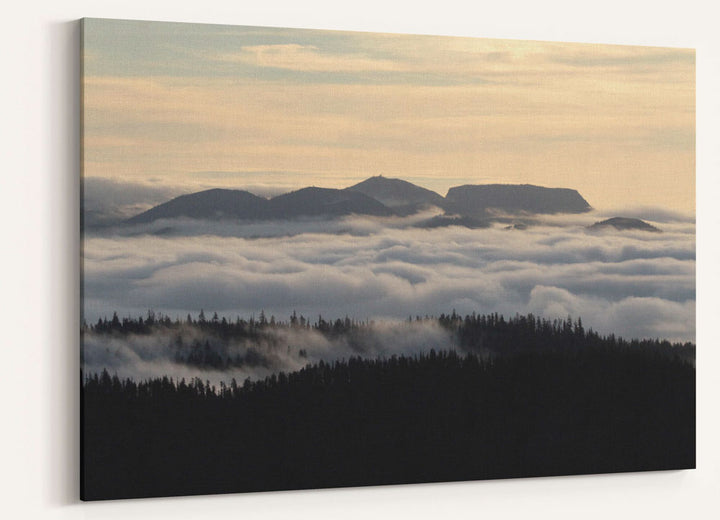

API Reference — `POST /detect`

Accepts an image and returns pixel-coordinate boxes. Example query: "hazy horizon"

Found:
[82,18,695,213]
[82,174,696,228]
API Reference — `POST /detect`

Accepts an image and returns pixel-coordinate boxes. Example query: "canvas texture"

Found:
[80,18,696,501]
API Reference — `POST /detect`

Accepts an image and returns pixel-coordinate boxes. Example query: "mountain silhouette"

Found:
[125,189,269,224]
[588,217,661,232]
[444,184,591,217]
[124,178,595,226]
[347,175,445,215]
[126,186,394,224]
[267,187,393,218]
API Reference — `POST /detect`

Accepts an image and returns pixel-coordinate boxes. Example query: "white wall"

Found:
[2,1,719,518]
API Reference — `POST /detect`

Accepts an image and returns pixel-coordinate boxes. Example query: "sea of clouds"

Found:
[83,210,695,382]
[83,210,695,343]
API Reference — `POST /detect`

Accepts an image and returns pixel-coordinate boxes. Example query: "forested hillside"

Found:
[82,312,695,500]
[84,310,695,370]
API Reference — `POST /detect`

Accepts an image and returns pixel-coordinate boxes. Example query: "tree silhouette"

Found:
[81,314,696,500]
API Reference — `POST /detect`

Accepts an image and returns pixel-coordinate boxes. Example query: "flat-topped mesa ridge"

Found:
[444,184,592,217]
[589,217,661,232]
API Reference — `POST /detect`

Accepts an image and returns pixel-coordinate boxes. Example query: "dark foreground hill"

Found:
[589,217,661,232]
[82,347,694,500]
[445,184,592,217]
[82,312,695,500]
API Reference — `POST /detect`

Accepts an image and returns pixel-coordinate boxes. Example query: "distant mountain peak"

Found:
[125,188,268,224]
[265,186,393,218]
[346,176,445,210]
[589,217,661,232]
[125,185,395,224]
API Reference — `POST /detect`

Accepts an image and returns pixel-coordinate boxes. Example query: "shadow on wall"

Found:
[46,19,81,506]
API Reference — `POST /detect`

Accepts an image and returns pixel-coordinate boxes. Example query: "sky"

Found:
[82,18,695,213]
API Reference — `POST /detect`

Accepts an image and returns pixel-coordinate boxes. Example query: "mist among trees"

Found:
[82,310,695,500]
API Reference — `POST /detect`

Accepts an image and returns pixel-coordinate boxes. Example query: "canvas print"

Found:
[80,18,696,501]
